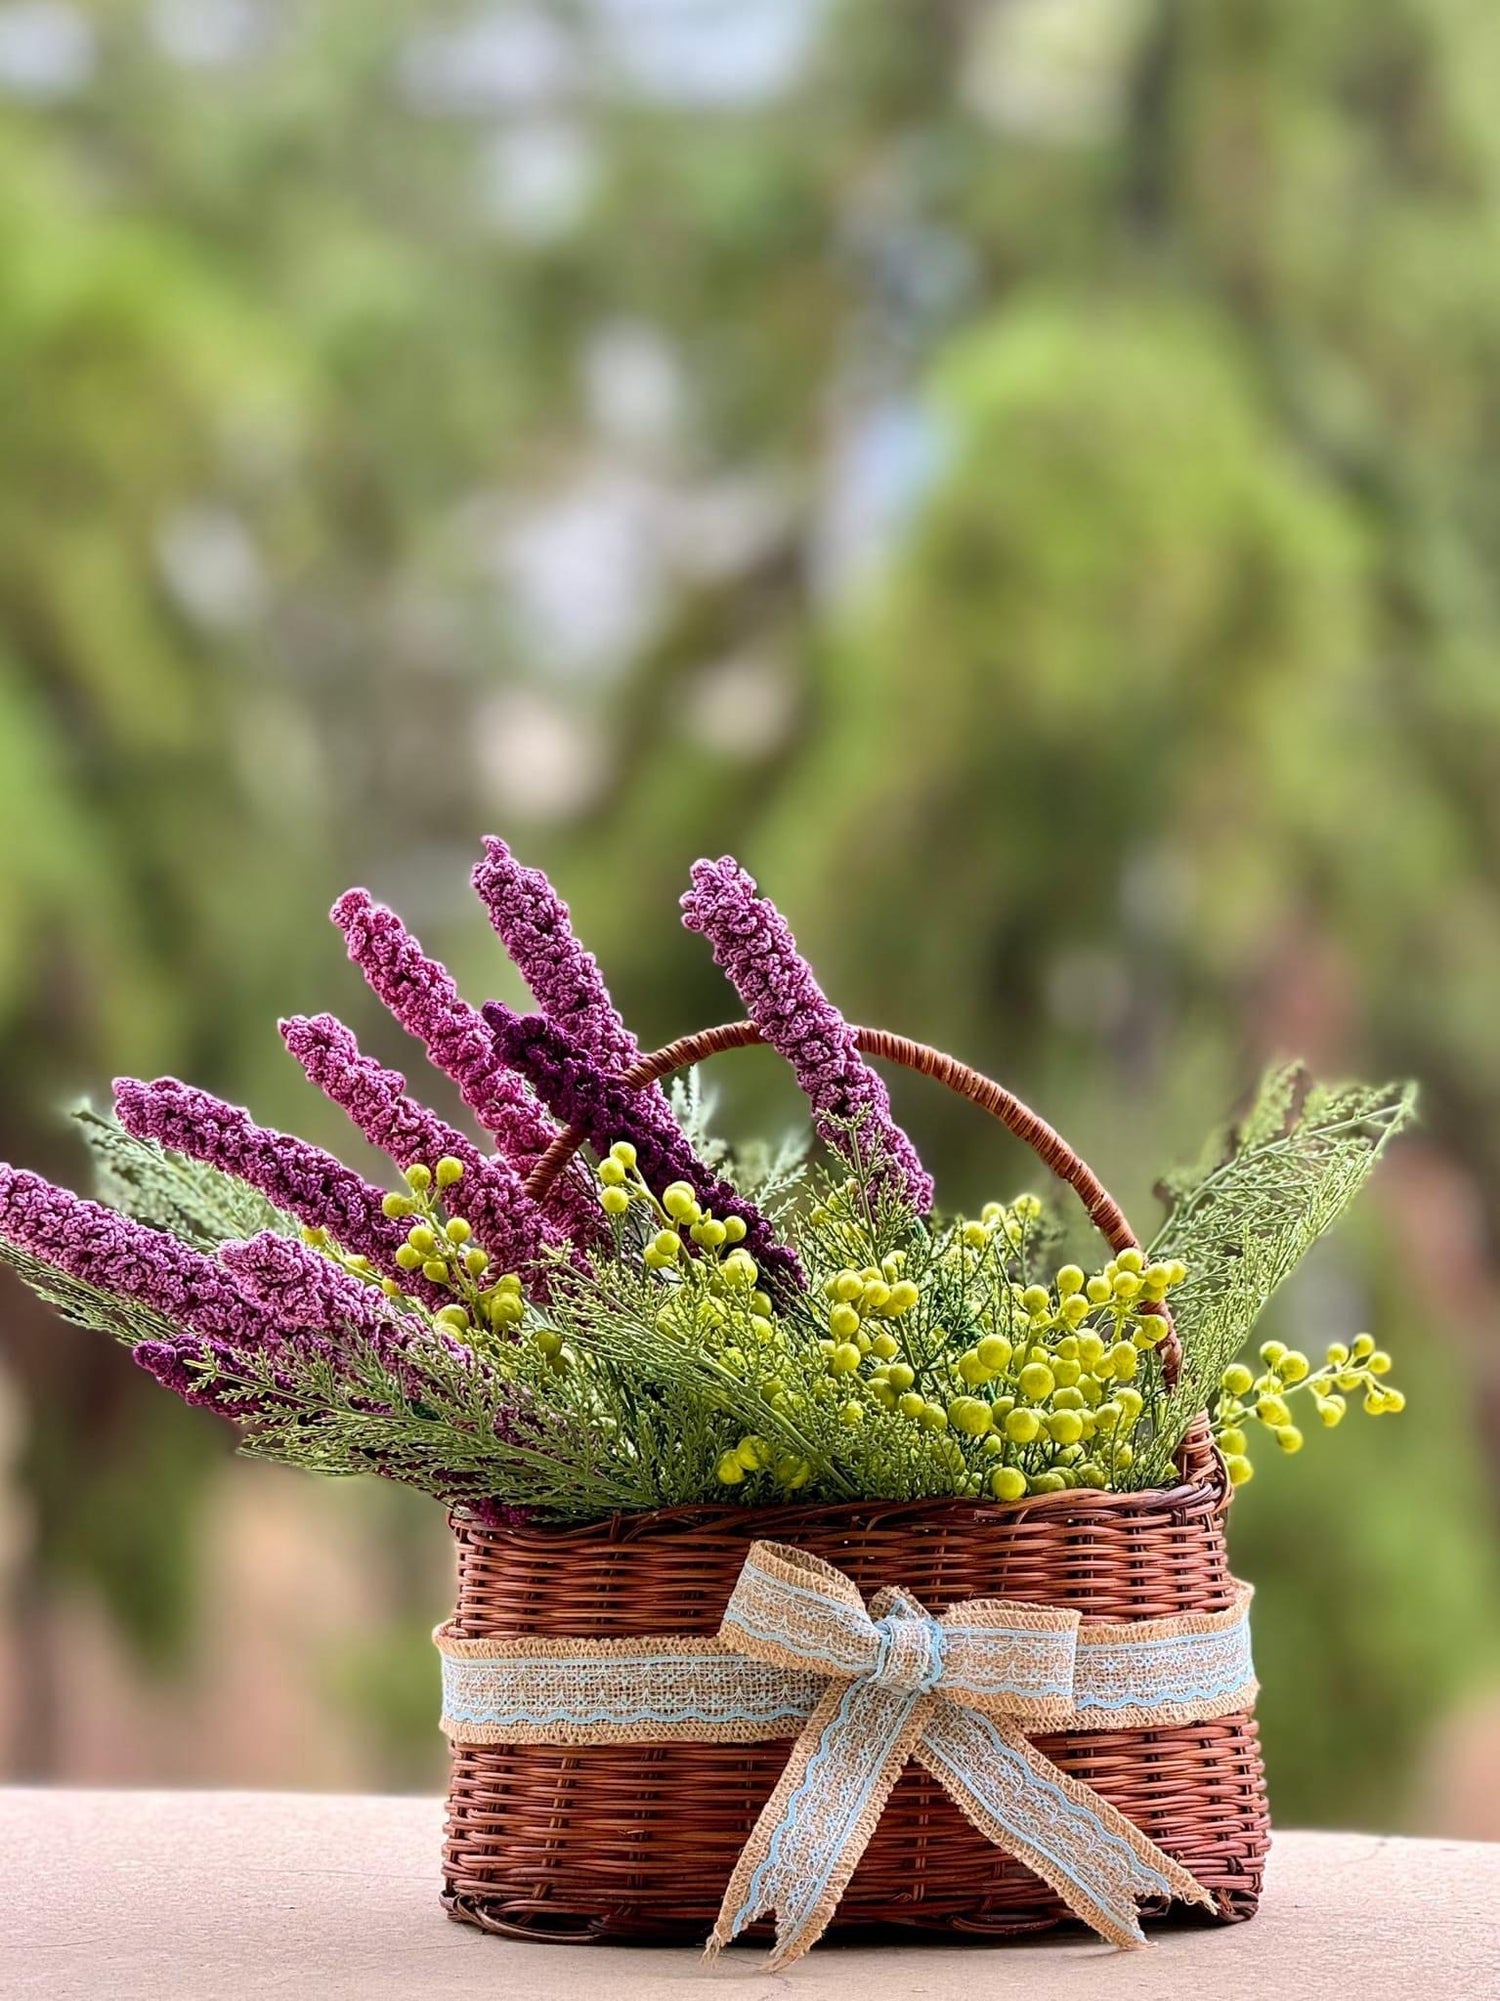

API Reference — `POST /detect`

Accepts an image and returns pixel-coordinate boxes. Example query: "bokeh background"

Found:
[1,0,1499,1835]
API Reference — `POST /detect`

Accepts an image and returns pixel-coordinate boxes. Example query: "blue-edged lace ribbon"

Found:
[435,1539,1255,1966]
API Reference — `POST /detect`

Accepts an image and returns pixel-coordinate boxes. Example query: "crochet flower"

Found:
[112,1077,411,1279]
[472,837,642,1069]
[329,888,587,1200]
[219,1232,537,1519]
[681,857,934,1213]
[482,1001,803,1293]
[219,1228,472,1391]
[280,1013,562,1275]
[0,1165,272,1347]
[221,1228,394,1342]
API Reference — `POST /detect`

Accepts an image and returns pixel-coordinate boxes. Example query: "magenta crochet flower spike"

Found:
[681,856,934,1213]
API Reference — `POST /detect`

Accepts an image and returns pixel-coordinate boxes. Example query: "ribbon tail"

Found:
[917,1703,1216,1949]
[708,1681,931,1969]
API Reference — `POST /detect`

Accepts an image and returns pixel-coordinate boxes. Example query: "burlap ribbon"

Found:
[436,1540,1256,1967]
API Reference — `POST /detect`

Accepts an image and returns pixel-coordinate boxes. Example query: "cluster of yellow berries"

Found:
[714,1434,812,1491]
[599,1142,753,1260]
[370,1158,525,1340]
[890,1242,1180,1499]
[584,1147,1404,1511]
[595,1142,779,1343]
[593,1146,821,1486]
[789,1218,1186,1500]
[1213,1334,1404,1486]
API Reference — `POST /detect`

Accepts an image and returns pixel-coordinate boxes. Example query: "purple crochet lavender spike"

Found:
[472,837,647,1074]
[223,1231,540,1516]
[221,1228,397,1343]
[220,1229,473,1390]
[280,1013,562,1277]
[0,1165,274,1347]
[482,1001,804,1295]
[328,888,594,1210]
[112,1076,412,1279]
[681,856,934,1213]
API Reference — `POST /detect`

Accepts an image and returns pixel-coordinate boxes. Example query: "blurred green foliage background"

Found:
[1,0,1499,1831]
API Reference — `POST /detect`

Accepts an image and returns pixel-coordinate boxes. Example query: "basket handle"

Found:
[525,1019,1183,1392]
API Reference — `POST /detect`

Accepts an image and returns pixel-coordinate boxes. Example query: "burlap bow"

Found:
[436,1539,1256,1967]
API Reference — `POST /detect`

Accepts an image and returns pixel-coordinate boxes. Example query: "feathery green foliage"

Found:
[3,1071,1411,1522]
[220,1331,672,1519]
[1136,1067,1417,1484]
[0,1237,184,1352]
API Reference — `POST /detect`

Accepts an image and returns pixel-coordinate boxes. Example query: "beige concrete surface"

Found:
[2,1788,1496,2000]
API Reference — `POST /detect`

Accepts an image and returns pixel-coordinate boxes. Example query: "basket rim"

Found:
[450,1477,1233,1548]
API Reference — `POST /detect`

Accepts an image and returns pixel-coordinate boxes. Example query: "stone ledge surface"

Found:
[3,1788,1496,2000]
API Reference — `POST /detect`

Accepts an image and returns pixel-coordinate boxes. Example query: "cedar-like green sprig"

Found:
[1134,1065,1415,1485]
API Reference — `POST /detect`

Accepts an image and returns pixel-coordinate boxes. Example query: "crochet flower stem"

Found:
[112,1076,412,1281]
[681,856,935,1214]
[482,1001,804,1294]
[280,1013,563,1277]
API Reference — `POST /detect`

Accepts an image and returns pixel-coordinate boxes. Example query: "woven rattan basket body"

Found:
[441,1023,1270,1944]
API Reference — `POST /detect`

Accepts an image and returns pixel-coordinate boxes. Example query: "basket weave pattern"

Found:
[442,1492,1269,1942]
[441,1026,1270,1944]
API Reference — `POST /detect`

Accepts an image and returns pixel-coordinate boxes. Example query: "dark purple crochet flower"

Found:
[482,1001,803,1294]
[280,1013,562,1277]
[328,888,591,1207]
[681,856,934,1212]
[112,1077,412,1278]
[0,1165,275,1347]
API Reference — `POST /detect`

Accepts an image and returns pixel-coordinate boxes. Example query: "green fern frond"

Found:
[0,1237,184,1350]
[668,1070,729,1170]
[1134,1066,1416,1482]
[725,1129,810,1212]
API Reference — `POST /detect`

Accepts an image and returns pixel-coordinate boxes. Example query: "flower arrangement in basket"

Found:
[0,842,1414,1963]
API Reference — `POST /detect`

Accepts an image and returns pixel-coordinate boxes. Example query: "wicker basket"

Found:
[440,1024,1270,1945]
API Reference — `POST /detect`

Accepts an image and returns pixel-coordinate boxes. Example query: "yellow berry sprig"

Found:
[596,1141,755,1266]
[800,1237,1186,1502]
[596,1140,786,1369]
[377,1158,526,1342]
[1212,1334,1404,1486]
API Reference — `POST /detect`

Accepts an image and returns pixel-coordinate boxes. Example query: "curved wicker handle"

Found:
[525,1018,1182,1391]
